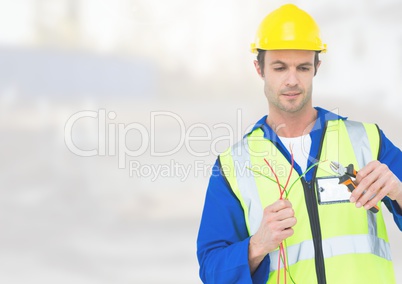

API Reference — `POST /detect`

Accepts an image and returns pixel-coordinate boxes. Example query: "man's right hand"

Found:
[248,199,296,274]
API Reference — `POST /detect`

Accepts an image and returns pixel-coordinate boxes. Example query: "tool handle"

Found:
[346,164,358,177]
[369,205,379,213]
[339,176,379,213]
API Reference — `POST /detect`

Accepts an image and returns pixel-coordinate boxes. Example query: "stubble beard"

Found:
[266,86,313,114]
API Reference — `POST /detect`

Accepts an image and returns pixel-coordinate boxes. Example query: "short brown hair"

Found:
[257,49,320,76]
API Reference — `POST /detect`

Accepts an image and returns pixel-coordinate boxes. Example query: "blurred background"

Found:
[1,0,402,283]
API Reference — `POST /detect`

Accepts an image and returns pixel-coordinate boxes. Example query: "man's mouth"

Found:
[282,92,301,98]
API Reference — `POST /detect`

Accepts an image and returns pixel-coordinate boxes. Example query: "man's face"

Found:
[255,50,319,115]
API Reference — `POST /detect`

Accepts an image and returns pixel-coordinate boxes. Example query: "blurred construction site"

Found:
[1,0,401,283]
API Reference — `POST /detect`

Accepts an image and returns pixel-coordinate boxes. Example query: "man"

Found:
[197,4,402,284]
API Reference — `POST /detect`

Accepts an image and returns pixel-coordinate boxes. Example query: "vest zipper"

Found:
[300,120,329,284]
[301,178,326,284]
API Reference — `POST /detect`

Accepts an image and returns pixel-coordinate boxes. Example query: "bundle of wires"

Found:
[248,148,323,284]
[264,156,294,284]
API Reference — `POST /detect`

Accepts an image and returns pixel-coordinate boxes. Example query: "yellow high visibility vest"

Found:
[219,120,395,284]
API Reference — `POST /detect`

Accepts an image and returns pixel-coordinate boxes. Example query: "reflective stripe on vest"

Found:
[269,234,391,271]
[231,139,263,235]
[344,120,378,236]
[344,120,372,169]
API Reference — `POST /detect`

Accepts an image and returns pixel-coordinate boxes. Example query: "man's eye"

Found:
[274,67,285,71]
[299,67,310,71]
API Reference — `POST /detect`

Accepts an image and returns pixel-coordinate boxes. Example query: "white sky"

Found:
[0,0,400,108]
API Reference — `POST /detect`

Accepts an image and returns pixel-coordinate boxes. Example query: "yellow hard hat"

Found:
[250,4,327,53]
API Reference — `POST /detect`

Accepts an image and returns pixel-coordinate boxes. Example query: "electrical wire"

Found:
[264,145,295,284]
[249,147,326,283]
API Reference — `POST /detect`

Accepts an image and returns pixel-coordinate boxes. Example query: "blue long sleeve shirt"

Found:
[197,107,402,284]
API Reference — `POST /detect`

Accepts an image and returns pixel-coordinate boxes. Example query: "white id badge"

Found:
[316,176,351,205]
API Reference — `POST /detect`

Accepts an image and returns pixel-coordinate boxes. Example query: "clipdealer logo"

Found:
[64,108,340,180]
[64,109,250,180]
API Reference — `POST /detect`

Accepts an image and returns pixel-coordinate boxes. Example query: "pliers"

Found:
[330,161,379,213]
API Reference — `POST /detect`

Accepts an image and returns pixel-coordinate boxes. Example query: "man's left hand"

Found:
[351,160,402,210]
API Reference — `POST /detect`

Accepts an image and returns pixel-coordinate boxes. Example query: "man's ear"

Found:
[254,60,264,78]
[314,60,321,76]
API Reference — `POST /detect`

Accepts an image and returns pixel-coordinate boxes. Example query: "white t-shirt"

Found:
[278,134,312,172]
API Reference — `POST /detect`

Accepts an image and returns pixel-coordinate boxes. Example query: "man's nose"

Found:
[285,70,299,87]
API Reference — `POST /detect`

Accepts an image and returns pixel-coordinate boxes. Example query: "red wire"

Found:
[281,243,287,284]
[264,149,295,284]
[277,246,281,283]
[283,146,294,197]
[264,158,282,195]
[276,243,287,284]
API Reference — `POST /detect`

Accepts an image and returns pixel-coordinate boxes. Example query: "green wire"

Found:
[248,161,325,284]
[284,161,322,198]
[247,160,322,199]
[283,239,297,284]
[246,167,286,190]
